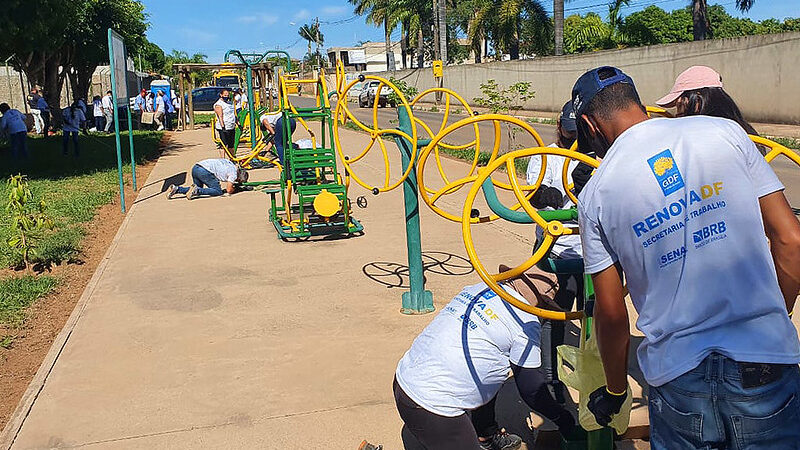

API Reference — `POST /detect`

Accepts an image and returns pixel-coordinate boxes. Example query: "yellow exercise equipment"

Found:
[416,114,546,223]
[333,75,418,193]
[461,146,600,321]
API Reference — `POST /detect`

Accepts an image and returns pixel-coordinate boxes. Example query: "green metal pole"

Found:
[108,29,126,213]
[583,274,615,450]
[396,108,434,314]
[246,65,256,152]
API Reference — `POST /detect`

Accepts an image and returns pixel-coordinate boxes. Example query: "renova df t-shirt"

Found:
[577,116,800,387]
[395,283,542,417]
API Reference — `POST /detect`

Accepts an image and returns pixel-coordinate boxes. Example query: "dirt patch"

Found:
[0,133,170,431]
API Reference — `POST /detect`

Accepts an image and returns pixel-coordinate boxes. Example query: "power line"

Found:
[319,15,359,26]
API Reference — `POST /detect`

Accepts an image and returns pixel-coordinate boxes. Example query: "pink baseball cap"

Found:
[656,66,723,107]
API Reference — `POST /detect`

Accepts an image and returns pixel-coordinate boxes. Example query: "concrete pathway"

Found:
[3,124,799,449]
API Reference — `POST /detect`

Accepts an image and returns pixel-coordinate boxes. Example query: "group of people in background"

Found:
[133,88,180,131]
[1,81,184,162]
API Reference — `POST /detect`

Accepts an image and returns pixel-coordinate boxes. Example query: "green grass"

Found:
[436,146,528,175]
[768,136,800,150]
[527,117,557,126]
[0,130,162,330]
[194,113,215,126]
[0,275,57,327]
[0,131,162,269]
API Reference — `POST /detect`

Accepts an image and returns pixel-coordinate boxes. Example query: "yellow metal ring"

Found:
[417,114,545,223]
[333,76,418,193]
[462,146,599,321]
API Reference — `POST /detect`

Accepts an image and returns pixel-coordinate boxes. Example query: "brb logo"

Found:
[693,221,727,245]
[648,149,684,197]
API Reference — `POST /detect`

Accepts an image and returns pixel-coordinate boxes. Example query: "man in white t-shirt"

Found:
[154,91,166,131]
[571,66,800,449]
[394,269,577,450]
[166,158,248,200]
[524,100,583,402]
[214,89,236,157]
[101,90,114,133]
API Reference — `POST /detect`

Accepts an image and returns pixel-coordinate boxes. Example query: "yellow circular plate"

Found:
[313,189,341,217]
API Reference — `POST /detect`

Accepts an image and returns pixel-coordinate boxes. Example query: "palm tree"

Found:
[298,23,324,67]
[464,0,493,63]
[391,0,431,69]
[350,0,397,71]
[494,0,549,60]
[564,0,628,52]
[692,0,755,40]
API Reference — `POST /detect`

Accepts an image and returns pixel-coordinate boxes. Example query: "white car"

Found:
[358,80,394,108]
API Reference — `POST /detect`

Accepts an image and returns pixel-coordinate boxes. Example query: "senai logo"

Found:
[648,149,684,196]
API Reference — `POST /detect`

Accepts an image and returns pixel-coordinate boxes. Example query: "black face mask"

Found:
[576,116,611,158]
[222,96,230,102]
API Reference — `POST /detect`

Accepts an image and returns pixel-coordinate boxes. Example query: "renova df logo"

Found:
[648,149,685,196]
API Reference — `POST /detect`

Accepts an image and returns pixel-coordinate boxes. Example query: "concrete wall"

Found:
[374,32,800,124]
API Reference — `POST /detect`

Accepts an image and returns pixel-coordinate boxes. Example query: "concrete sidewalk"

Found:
[1,127,560,449]
[3,126,798,449]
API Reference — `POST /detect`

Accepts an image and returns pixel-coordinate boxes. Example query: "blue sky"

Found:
[140,0,798,63]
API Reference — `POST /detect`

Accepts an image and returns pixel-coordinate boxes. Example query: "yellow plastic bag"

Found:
[557,318,632,434]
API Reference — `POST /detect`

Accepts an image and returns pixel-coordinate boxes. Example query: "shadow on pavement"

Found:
[362,251,475,289]
[133,172,188,204]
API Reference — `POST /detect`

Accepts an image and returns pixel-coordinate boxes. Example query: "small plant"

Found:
[430,106,439,113]
[473,80,536,151]
[5,174,54,272]
[453,108,462,115]
[387,77,418,107]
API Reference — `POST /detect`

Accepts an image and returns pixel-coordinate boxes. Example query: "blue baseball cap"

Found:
[571,66,638,118]
[558,100,577,133]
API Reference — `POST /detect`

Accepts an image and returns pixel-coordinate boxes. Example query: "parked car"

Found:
[186,86,229,112]
[358,80,394,108]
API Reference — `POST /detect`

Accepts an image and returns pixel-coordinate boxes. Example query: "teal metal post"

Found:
[246,65,256,151]
[108,29,127,213]
[395,108,434,314]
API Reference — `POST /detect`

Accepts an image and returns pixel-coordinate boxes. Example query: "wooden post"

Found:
[187,71,195,130]
[179,70,186,131]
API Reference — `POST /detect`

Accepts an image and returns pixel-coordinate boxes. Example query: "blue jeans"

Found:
[649,353,800,449]
[272,117,296,164]
[9,131,28,159]
[175,164,224,197]
[62,131,79,156]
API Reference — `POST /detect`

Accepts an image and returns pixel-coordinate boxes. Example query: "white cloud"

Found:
[321,6,347,16]
[293,9,310,21]
[237,13,279,25]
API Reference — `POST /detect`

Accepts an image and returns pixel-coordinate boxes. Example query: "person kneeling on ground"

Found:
[166,158,248,200]
[394,268,577,450]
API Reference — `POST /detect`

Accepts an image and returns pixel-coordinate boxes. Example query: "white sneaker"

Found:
[157,125,165,131]
[166,184,179,199]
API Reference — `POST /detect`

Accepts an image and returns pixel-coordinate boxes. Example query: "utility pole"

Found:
[554,0,564,56]
[315,17,321,69]
[432,0,440,61]
[437,0,447,64]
